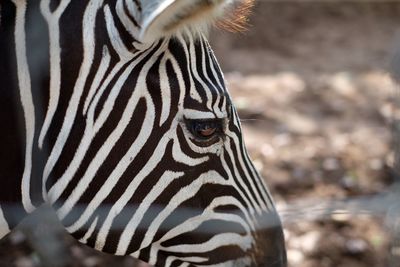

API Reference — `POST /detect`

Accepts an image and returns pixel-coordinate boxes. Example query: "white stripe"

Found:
[88,43,159,131]
[182,109,223,120]
[224,136,263,214]
[149,213,251,263]
[199,36,217,112]
[159,55,171,126]
[42,0,102,199]
[47,55,143,206]
[115,170,184,255]
[206,40,226,117]
[123,0,141,24]
[83,45,111,115]
[52,59,145,217]
[116,0,141,40]
[242,138,274,210]
[172,134,208,166]
[163,255,208,267]
[62,44,166,233]
[104,4,132,59]
[176,32,202,103]
[227,128,269,212]
[135,170,231,252]
[182,32,213,110]
[219,150,257,221]
[160,233,252,253]
[38,0,71,149]
[79,216,98,244]
[93,125,170,251]
[167,51,186,109]
[206,40,224,91]
[156,196,254,245]
[12,0,35,213]
[42,0,103,200]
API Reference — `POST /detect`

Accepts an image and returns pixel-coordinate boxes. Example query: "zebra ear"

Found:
[139,0,230,42]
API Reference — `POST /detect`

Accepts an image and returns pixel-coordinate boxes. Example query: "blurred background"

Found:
[1,1,400,267]
[211,2,400,267]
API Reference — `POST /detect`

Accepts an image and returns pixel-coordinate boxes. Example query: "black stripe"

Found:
[123,0,140,28]
[0,0,26,212]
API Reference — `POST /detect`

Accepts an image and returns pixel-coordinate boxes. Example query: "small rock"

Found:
[386,152,395,168]
[261,143,275,158]
[341,175,357,190]
[330,72,357,98]
[345,238,368,255]
[287,249,304,265]
[292,168,306,180]
[283,229,291,242]
[272,133,292,147]
[289,231,320,254]
[322,157,340,171]
[369,158,383,170]
[299,231,321,253]
[331,210,351,222]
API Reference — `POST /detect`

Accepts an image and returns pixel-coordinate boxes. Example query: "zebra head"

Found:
[1,0,286,266]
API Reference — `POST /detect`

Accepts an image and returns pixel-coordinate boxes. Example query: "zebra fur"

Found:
[0,1,286,266]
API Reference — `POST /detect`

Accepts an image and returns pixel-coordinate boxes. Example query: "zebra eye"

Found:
[186,119,224,141]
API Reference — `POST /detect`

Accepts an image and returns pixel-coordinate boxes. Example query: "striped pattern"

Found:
[0,1,286,266]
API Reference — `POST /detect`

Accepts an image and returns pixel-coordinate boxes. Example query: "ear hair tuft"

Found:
[216,0,255,33]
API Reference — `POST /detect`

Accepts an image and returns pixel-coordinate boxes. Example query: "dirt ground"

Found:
[1,2,400,267]
[211,2,400,267]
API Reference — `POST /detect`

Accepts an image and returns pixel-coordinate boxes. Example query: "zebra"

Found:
[0,0,286,266]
